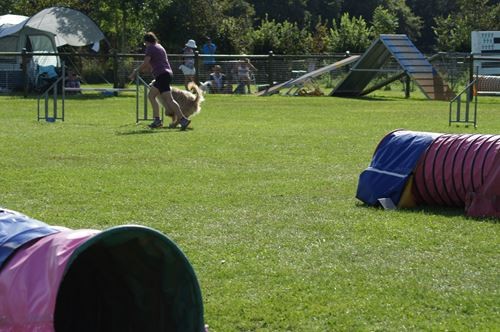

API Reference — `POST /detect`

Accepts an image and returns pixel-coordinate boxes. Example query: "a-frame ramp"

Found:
[331,34,455,100]
[257,56,359,96]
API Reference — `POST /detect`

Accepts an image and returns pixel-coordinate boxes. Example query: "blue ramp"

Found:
[331,34,455,100]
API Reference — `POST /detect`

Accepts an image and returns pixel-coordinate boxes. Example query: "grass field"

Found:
[0,89,499,331]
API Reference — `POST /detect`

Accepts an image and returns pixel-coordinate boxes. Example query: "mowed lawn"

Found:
[0,90,499,331]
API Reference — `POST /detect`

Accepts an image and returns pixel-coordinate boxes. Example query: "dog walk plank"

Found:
[257,55,360,96]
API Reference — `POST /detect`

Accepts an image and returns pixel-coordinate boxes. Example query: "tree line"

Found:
[2,0,499,54]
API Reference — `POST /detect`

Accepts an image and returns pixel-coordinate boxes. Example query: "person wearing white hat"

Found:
[185,39,197,49]
[179,39,197,90]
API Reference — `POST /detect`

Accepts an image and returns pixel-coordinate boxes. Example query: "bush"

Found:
[251,16,313,54]
[328,13,372,53]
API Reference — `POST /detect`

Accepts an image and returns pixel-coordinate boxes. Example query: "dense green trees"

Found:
[433,0,500,51]
[2,0,499,54]
[371,6,399,38]
[328,13,373,53]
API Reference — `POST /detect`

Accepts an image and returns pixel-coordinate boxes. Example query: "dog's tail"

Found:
[187,81,205,105]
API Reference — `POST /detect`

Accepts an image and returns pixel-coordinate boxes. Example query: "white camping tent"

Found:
[0,7,105,91]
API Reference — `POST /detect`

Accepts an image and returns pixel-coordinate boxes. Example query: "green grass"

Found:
[1,91,499,331]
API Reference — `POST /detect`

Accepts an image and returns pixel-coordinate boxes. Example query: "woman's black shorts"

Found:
[153,71,173,93]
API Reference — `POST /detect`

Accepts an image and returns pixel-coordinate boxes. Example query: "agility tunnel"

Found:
[356,130,500,218]
[475,75,500,95]
[0,208,205,332]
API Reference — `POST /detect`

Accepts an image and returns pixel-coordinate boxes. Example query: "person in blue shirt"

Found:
[201,36,216,69]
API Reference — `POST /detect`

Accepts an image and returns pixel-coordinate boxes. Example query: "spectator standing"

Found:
[179,39,197,90]
[201,36,217,69]
[236,58,257,94]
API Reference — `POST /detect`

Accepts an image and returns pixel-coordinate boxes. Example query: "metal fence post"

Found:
[113,49,118,89]
[21,48,28,98]
[405,73,410,98]
[267,51,274,87]
[194,51,200,84]
[468,53,474,100]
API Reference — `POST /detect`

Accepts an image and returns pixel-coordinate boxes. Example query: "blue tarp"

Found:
[356,130,440,206]
[0,207,60,269]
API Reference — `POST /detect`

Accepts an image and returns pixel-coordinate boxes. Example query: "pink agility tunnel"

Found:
[412,133,500,217]
[0,208,205,332]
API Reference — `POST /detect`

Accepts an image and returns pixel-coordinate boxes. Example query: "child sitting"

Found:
[208,65,232,94]
[65,70,81,94]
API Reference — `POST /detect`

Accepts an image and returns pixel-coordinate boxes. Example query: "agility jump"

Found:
[37,65,157,123]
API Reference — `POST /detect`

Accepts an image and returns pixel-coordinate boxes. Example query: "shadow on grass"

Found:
[115,127,193,136]
[407,206,500,224]
[357,96,418,101]
[358,95,404,101]
[355,202,498,224]
[338,95,416,102]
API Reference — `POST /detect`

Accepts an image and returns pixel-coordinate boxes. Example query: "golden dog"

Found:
[156,82,204,127]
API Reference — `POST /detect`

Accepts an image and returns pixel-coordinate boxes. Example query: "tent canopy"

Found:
[0,7,105,90]
[0,7,105,47]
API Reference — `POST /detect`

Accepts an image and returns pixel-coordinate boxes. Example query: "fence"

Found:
[0,51,491,97]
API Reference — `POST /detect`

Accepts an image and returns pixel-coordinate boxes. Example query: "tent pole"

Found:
[22,48,28,98]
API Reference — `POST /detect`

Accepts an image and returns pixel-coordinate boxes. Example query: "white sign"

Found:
[471,31,500,75]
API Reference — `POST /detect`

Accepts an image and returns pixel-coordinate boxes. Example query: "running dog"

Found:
[155,82,204,127]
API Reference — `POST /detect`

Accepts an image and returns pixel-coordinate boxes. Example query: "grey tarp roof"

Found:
[0,7,105,47]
